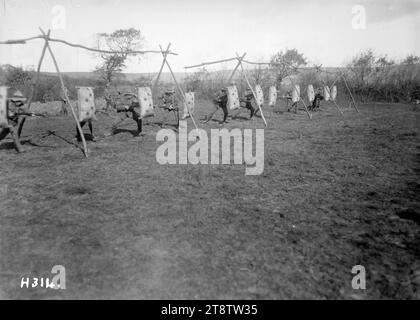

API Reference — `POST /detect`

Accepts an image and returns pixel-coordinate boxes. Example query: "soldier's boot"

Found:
[9,127,24,153]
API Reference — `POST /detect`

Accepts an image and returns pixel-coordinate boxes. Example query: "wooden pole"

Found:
[17,30,50,137]
[152,43,171,127]
[227,53,246,84]
[237,56,267,127]
[39,28,88,157]
[341,72,359,113]
[0,35,178,55]
[332,100,344,115]
[290,78,312,119]
[159,45,198,130]
[153,43,171,90]
[152,42,171,126]
[299,96,312,119]
[184,57,238,69]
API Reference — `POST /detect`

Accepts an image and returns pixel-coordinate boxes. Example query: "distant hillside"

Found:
[39,66,346,83]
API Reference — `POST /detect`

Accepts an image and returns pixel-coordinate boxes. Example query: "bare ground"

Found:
[0,100,419,299]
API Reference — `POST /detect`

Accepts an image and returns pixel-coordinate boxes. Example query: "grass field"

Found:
[0,99,419,299]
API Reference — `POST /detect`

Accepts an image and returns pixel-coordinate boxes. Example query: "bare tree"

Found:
[270,49,307,87]
[94,28,144,87]
[94,28,144,110]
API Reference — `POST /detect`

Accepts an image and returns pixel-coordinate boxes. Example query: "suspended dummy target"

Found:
[292,84,300,103]
[330,85,337,101]
[307,84,315,102]
[76,87,97,122]
[182,92,195,119]
[138,87,154,118]
[227,86,240,110]
[268,86,277,106]
[0,86,8,128]
[255,85,264,106]
[324,86,331,101]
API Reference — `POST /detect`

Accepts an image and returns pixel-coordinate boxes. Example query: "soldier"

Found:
[0,90,44,152]
[310,88,324,111]
[109,93,143,136]
[240,88,256,118]
[59,87,69,116]
[103,85,115,112]
[160,88,177,111]
[158,88,179,127]
[200,88,229,124]
[285,90,297,112]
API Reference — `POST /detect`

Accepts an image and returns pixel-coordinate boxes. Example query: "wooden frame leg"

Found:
[332,100,344,115]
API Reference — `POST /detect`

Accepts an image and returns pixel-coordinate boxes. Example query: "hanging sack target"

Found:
[324,86,331,101]
[76,87,97,122]
[330,85,337,101]
[292,84,300,103]
[227,86,240,110]
[0,86,8,128]
[268,86,277,106]
[307,84,315,102]
[182,92,195,119]
[138,87,154,118]
[255,85,264,106]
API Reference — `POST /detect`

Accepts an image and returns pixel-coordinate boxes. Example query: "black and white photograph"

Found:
[0,0,419,304]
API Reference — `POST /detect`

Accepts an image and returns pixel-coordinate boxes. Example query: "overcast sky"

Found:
[0,0,419,73]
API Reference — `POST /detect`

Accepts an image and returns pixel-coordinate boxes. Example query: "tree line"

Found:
[0,27,419,103]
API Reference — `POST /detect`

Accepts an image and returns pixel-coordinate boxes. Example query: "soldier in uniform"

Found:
[59,87,69,116]
[285,90,297,112]
[158,88,179,128]
[0,90,42,152]
[310,88,324,111]
[159,89,177,111]
[200,88,229,124]
[109,92,143,136]
[239,88,256,119]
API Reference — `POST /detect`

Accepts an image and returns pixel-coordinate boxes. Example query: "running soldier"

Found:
[201,88,229,124]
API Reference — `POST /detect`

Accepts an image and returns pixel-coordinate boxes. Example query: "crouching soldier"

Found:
[311,88,324,111]
[159,89,179,126]
[110,94,143,136]
[160,89,178,112]
[201,88,229,124]
[59,87,69,116]
[0,90,45,152]
[240,88,256,118]
[284,90,298,113]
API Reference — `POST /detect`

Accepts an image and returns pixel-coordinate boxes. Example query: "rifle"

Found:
[14,111,48,118]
